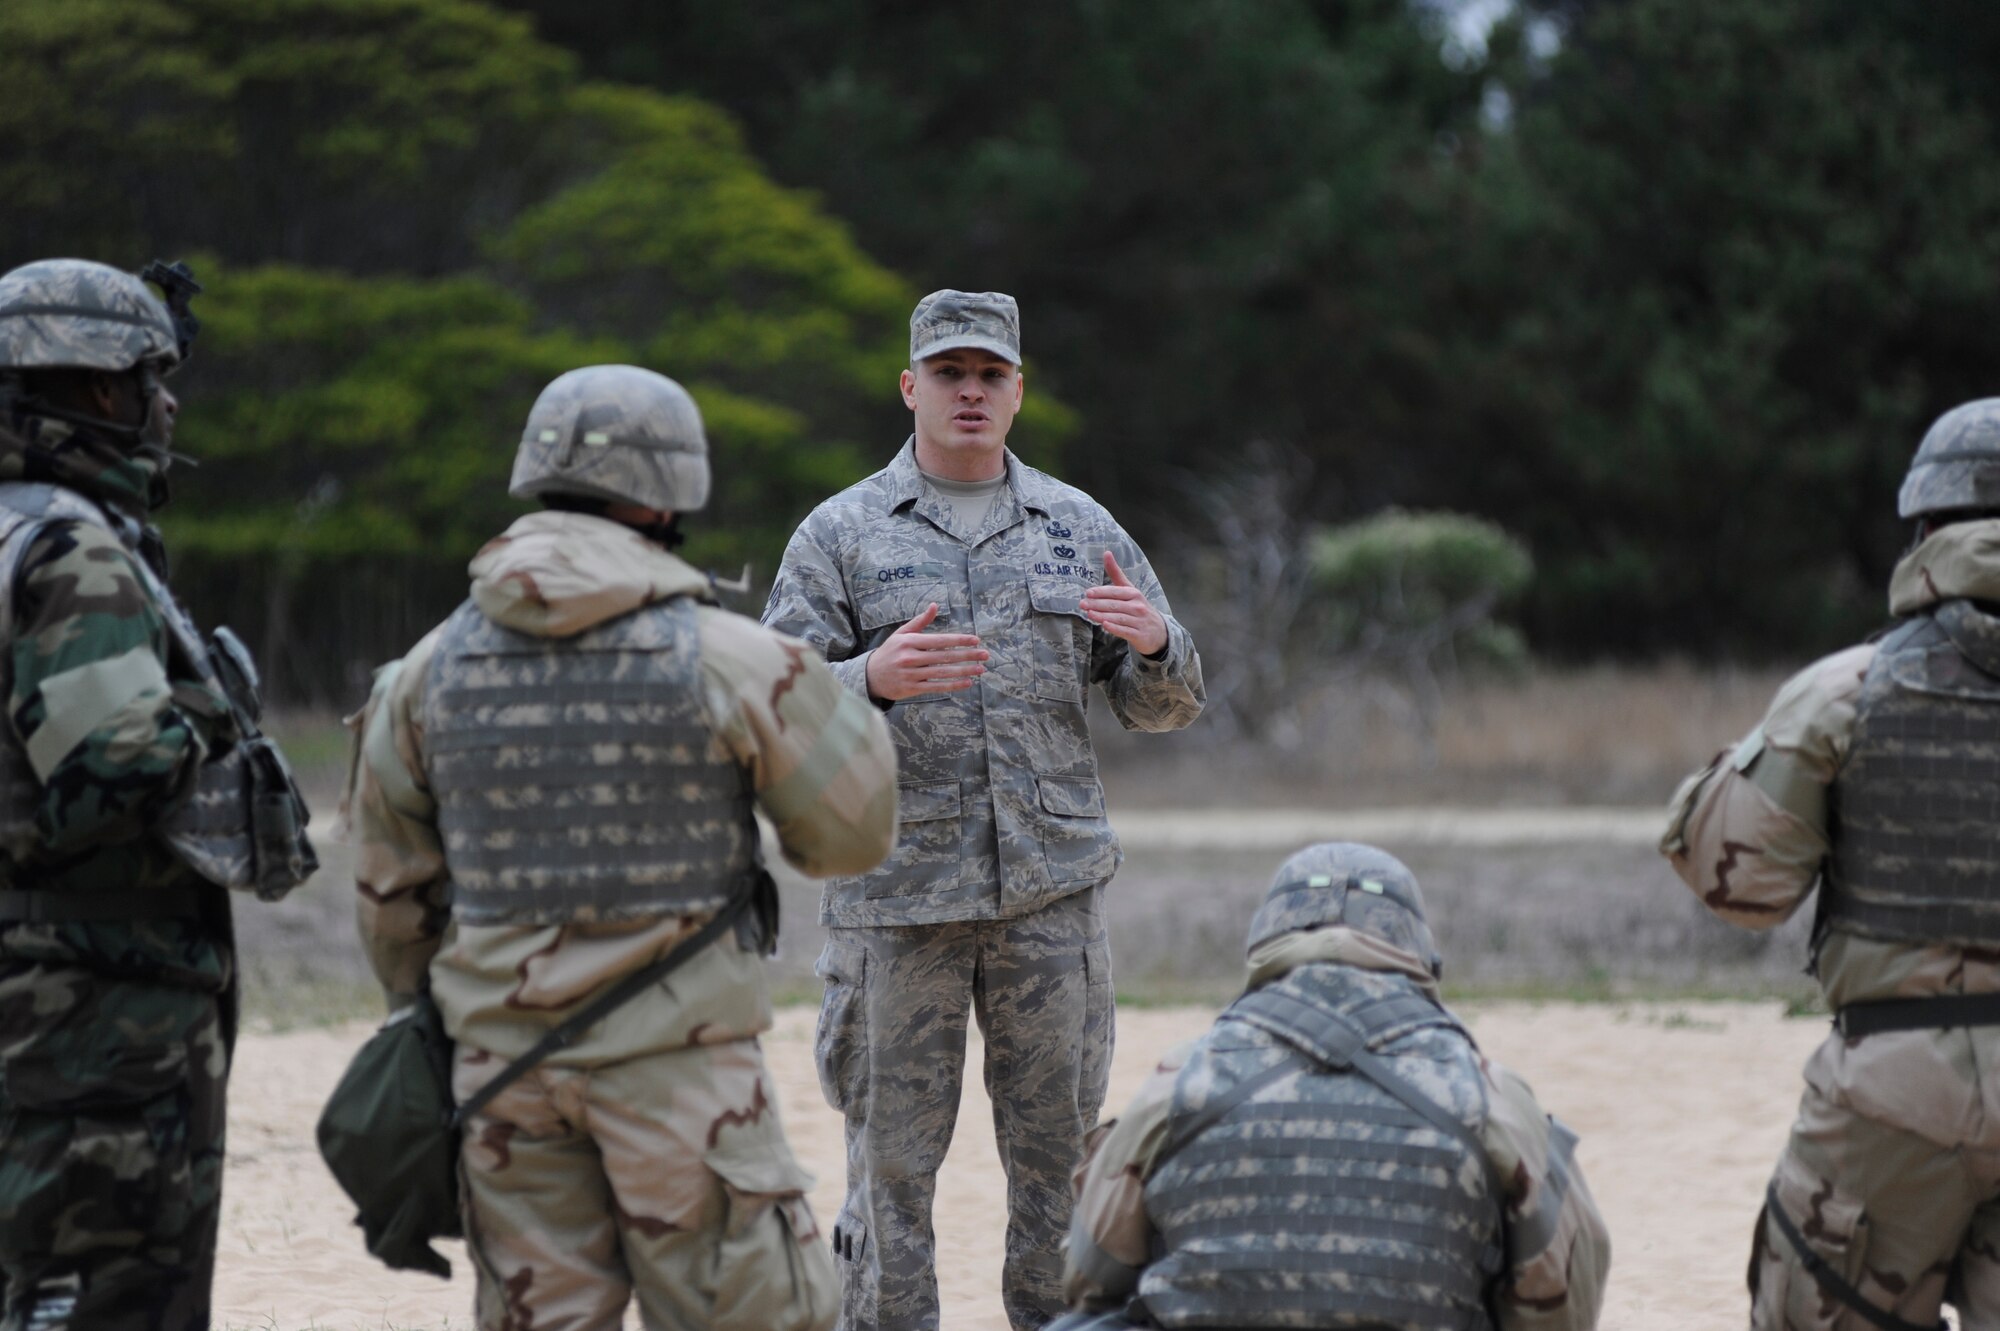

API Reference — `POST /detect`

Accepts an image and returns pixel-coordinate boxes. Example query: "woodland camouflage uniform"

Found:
[762,291,1205,1331]
[1058,844,1611,1331]
[1663,398,2000,1330]
[350,366,898,1331]
[0,260,284,1331]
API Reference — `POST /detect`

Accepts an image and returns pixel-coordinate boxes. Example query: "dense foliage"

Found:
[498,0,2000,658]
[0,0,1074,696]
[8,0,2000,694]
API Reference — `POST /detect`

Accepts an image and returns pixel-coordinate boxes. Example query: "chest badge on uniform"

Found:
[1052,544,1076,560]
[1048,522,1073,539]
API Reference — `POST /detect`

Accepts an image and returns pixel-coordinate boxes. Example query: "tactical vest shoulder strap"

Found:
[0,482,116,636]
[1163,983,1502,1201]
[1227,982,1509,1210]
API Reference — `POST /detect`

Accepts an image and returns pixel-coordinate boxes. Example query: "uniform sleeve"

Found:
[1659,644,1872,929]
[698,609,898,877]
[1090,531,1204,733]
[8,520,215,854]
[761,523,876,700]
[1063,1041,1193,1310]
[345,632,450,1009]
[1482,1062,1611,1331]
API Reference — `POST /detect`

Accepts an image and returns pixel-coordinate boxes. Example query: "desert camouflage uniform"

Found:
[763,439,1204,1330]
[0,412,239,1331]
[351,509,897,1331]
[1663,517,2000,1328]
[1063,925,1611,1331]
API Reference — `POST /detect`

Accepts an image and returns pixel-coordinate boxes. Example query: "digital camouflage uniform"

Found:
[1060,845,1611,1331]
[1663,400,2000,1330]
[0,261,299,1331]
[763,431,1204,1330]
[350,366,898,1331]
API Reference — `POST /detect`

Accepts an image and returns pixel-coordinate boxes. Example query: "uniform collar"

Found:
[886,436,1055,517]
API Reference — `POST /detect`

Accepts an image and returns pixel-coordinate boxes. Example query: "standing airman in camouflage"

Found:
[1056,843,1611,1331]
[1663,398,2000,1329]
[0,259,315,1330]
[348,364,898,1331]
[762,290,1205,1331]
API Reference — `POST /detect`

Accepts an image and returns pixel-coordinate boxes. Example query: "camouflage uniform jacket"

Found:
[347,509,898,1062]
[1662,516,2000,1156]
[0,417,233,997]
[1064,927,1612,1331]
[762,439,1204,927]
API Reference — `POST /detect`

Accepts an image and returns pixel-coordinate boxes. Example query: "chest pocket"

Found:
[1027,577,1091,704]
[853,563,958,637]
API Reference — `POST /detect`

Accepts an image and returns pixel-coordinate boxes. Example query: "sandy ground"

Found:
[213,998,1826,1330]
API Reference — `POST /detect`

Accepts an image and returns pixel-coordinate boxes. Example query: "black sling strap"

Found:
[450,880,759,1128]
[1763,1183,1945,1331]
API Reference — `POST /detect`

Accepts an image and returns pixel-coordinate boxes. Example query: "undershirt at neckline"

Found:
[918,466,1008,536]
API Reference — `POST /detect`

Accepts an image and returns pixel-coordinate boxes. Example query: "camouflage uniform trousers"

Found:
[1753,1077,2000,1328]
[0,965,229,1331]
[453,1032,838,1331]
[814,887,1114,1331]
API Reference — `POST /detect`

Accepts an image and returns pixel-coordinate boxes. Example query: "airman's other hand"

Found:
[1081,551,1168,657]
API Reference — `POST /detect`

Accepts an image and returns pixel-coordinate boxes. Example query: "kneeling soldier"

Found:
[1058,842,1610,1331]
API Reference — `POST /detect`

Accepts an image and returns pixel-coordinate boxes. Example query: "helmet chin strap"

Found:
[8,384,182,511]
[539,492,685,549]
[626,514,685,549]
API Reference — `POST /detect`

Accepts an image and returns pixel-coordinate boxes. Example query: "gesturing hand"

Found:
[1081,551,1168,657]
[864,602,989,701]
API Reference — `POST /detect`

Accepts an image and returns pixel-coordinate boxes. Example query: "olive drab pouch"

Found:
[315,995,463,1279]
[317,885,765,1278]
[161,626,318,900]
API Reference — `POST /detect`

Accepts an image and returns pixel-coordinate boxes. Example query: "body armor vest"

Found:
[0,481,311,897]
[1827,602,2000,948]
[422,596,758,926]
[1139,968,1500,1331]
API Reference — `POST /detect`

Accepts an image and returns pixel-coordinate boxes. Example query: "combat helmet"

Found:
[0,259,181,376]
[1246,842,1442,977]
[1899,398,2000,519]
[511,365,709,512]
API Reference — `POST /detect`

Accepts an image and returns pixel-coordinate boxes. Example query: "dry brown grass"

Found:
[1095,661,1790,808]
[242,664,1813,1023]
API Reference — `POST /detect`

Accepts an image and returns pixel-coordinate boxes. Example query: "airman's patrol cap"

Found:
[910,289,1021,365]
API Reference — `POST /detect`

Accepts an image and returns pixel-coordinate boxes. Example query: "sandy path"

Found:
[214,1000,1823,1330]
[1112,807,1668,850]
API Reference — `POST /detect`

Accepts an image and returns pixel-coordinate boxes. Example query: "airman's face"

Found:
[900,348,1023,479]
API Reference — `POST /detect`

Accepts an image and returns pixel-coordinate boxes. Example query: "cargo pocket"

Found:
[813,940,869,1114]
[704,1139,839,1331]
[1037,774,1118,886]
[0,1044,195,1256]
[864,780,962,899]
[1755,1153,1876,1330]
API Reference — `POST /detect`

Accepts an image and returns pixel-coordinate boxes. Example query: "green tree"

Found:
[0,0,975,698]
[489,0,1488,515]
[1436,0,2000,655]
